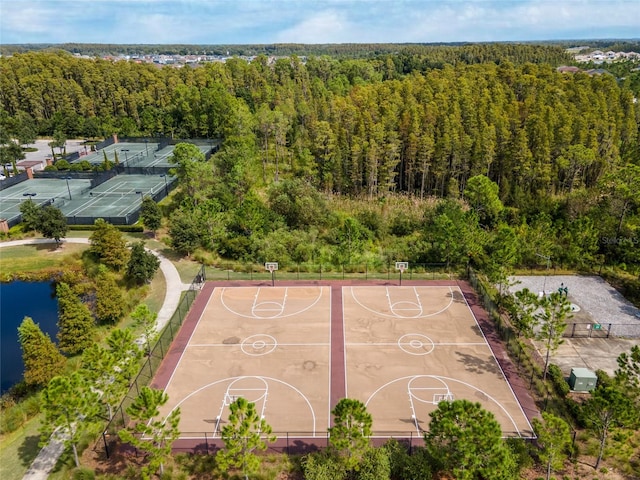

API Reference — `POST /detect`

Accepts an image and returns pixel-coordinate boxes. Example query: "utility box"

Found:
[568,368,597,392]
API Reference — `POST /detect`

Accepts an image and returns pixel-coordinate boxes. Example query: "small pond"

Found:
[0,281,58,394]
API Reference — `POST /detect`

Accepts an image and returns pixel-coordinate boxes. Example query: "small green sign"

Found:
[593,323,602,330]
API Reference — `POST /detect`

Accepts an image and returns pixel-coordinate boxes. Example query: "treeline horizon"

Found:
[1,39,639,58]
[1,45,638,290]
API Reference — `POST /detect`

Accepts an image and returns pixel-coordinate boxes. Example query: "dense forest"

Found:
[1,46,638,285]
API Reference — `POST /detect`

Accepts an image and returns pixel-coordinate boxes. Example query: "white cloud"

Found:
[275,10,354,43]
[0,0,638,44]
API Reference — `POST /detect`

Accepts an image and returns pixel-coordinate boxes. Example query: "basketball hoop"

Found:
[265,262,278,273]
[395,262,408,285]
[265,262,278,286]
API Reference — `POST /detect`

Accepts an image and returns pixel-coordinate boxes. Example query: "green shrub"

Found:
[71,467,95,480]
[548,364,570,397]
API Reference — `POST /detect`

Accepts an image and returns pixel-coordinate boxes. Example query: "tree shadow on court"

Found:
[447,290,467,304]
[455,351,501,375]
[284,439,322,455]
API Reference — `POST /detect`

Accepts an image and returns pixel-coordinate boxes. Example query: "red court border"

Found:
[151,280,539,454]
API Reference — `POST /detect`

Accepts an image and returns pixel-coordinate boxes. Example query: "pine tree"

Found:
[56,282,94,355]
[328,398,373,470]
[532,412,572,480]
[40,372,100,468]
[425,399,517,480]
[126,242,160,285]
[118,387,180,480]
[216,397,276,479]
[89,218,130,270]
[18,316,65,387]
[94,270,126,324]
[140,196,162,235]
[130,304,158,355]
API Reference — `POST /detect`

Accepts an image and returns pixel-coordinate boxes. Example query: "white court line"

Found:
[220,286,324,319]
[350,286,454,319]
[161,287,217,392]
[458,288,535,436]
[365,374,525,437]
[168,375,317,436]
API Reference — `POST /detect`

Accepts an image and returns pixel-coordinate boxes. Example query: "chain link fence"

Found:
[99,265,205,458]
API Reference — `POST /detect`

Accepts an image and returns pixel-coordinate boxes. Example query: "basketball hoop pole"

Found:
[395,262,408,286]
[271,268,275,287]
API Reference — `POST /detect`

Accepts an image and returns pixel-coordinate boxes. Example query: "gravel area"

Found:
[509,275,640,338]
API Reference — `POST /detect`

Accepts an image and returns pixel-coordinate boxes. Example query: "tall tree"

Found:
[615,345,640,404]
[94,270,126,325]
[40,372,100,468]
[532,412,573,480]
[118,387,180,480]
[216,396,276,480]
[80,344,119,420]
[56,281,94,355]
[18,198,40,231]
[535,291,572,381]
[140,196,162,235]
[425,399,516,480]
[130,303,158,355]
[168,208,202,257]
[328,398,373,471]
[463,174,504,227]
[106,327,142,383]
[126,241,160,285]
[89,218,129,270]
[36,205,68,245]
[583,385,636,470]
[18,316,65,388]
[510,287,539,338]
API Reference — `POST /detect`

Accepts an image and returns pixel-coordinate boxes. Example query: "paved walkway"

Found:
[0,237,190,479]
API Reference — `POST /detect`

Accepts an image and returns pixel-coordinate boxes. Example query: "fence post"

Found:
[103,431,110,459]
[606,323,612,338]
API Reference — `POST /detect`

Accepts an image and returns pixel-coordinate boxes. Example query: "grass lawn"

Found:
[0,415,42,480]
[0,243,87,279]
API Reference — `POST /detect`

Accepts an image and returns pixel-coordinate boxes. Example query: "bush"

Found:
[548,364,570,397]
[71,467,95,480]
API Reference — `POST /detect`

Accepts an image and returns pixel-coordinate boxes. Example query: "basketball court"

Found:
[152,273,535,450]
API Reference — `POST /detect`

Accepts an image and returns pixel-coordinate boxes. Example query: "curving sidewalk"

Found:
[0,237,190,479]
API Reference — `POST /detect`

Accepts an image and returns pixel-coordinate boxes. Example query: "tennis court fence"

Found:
[0,171,29,191]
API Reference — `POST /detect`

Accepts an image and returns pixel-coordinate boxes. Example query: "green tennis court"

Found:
[0,174,174,226]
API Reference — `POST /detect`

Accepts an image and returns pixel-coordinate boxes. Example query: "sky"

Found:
[0,0,638,45]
